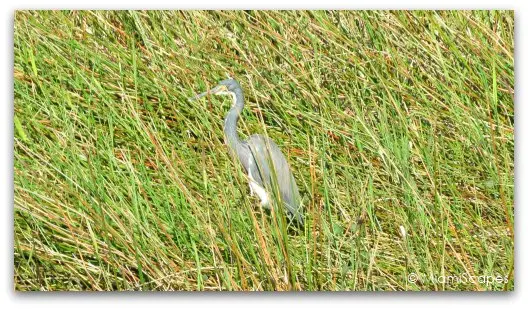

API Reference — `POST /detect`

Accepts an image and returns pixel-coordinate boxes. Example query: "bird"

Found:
[190,78,304,225]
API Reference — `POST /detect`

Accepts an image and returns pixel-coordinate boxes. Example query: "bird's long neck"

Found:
[224,88,246,157]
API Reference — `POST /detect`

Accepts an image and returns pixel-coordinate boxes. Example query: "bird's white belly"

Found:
[249,179,269,206]
[247,164,269,206]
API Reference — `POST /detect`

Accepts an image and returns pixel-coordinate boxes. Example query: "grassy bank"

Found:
[14,10,514,291]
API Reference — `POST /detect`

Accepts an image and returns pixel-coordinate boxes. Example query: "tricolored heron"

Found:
[190,79,304,225]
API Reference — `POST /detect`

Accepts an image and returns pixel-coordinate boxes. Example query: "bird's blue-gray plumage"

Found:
[191,78,303,225]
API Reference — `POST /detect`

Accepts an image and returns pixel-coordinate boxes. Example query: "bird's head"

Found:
[189,79,241,101]
[217,79,241,93]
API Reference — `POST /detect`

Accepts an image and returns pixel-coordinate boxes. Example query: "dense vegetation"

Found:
[14,10,514,291]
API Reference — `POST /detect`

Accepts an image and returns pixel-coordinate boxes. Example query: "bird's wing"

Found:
[246,134,302,219]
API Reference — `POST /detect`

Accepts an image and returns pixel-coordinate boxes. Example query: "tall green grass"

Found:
[14,10,514,291]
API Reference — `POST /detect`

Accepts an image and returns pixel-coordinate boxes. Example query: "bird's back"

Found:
[244,134,303,223]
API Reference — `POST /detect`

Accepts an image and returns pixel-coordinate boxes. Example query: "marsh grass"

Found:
[14,10,514,291]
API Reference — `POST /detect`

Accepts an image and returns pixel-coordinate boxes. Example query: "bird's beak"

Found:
[188,85,227,102]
